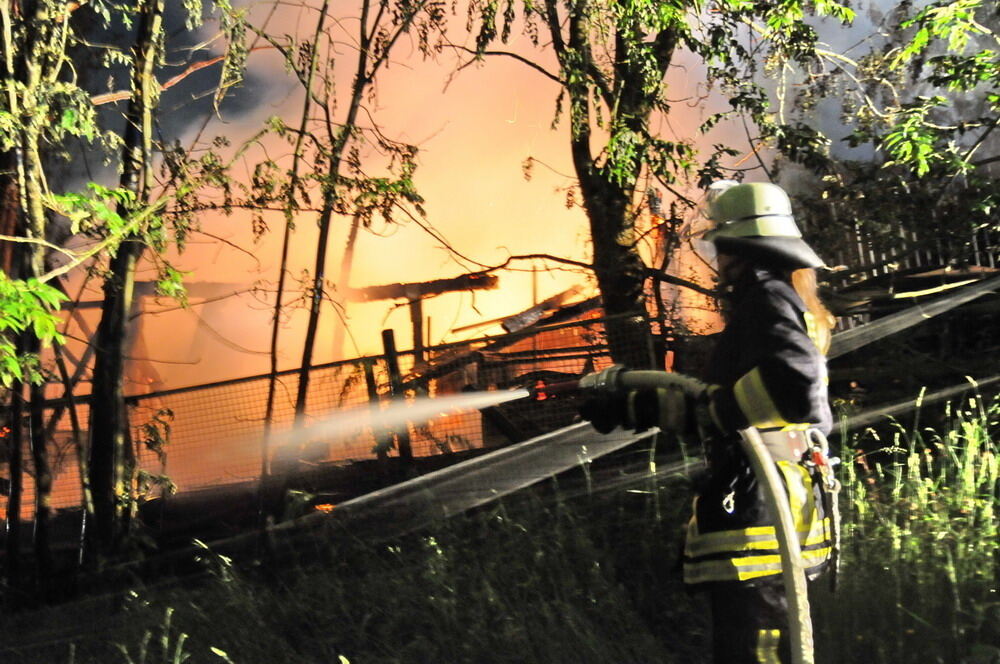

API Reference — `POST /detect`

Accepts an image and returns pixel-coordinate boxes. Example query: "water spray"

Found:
[277,388,532,452]
[284,275,999,452]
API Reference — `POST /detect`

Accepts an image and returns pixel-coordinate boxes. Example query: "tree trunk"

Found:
[86,0,163,561]
[4,361,25,602]
[28,351,53,596]
[568,127,655,368]
[88,242,140,557]
[582,182,655,369]
[53,344,91,570]
[1,0,24,588]
[0,171,16,275]
[294,194,336,427]
[263,0,330,453]
[554,2,660,369]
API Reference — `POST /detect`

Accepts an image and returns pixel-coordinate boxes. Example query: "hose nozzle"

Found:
[523,366,626,401]
[526,378,582,401]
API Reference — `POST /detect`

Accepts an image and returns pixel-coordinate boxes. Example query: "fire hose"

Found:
[531,366,818,664]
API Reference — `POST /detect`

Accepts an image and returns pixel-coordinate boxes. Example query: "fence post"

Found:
[381,330,413,466]
[363,360,392,466]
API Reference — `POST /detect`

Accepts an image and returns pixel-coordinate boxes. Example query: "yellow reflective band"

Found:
[719,215,802,239]
[686,529,781,557]
[737,547,832,581]
[803,310,820,349]
[685,518,833,558]
[802,518,833,547]
[776,461,813,533]
[684,546,832,584]
[780,423,812,431]
[802,546,832,562]
[734,368,790,428]
[684,556,781,584]
[756,629,782,664]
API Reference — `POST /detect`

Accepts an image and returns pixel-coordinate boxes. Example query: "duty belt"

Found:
[757,429,811,463]
[759,428,842,591]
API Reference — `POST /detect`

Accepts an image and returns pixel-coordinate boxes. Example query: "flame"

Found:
[533,379,549,401]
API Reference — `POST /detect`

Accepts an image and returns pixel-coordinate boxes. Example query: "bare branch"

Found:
[135,288,255,317]
[458,251,718,298]
[90,45,276,106]
[0,234,77,258]
[192,229,262,269]
[444,43,561,83]
[643,266,718,298]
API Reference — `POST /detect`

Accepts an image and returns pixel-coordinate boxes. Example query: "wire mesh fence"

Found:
[8,310,644,519]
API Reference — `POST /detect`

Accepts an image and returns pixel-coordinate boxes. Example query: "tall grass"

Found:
[816,392,1000,664]
[2,455,707,664]
[2,398,997,664]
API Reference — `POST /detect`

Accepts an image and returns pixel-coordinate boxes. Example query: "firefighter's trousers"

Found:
[709,576,798,664]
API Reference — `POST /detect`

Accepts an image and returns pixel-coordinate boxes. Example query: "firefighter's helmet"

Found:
[704,181,824,270]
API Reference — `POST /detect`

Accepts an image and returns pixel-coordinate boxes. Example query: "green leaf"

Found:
[60,108,78,131]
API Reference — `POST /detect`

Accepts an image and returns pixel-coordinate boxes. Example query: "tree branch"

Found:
[643,266,718,298]
[469,252,593,275]
[0,234,77,258]
[192,229,262,269]
[445,43,561,83]
[458,252,718,298]
[90,45,276,107]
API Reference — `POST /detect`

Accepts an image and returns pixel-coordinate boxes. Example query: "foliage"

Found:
[0,273,66,386]
[0,0,237,376]
[234,0,449,425]
[767,0,1000,267]
[130,407,177,504]
[464,0,856,365]
[238,1,443,240]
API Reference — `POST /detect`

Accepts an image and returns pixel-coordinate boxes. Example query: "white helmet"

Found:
[704,182,824,270]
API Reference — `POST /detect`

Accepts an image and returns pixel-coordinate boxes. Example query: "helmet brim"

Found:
[713,236,825,270]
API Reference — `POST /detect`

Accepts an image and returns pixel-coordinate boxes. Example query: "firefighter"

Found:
[582,181,837,664]
[690,180,836,664]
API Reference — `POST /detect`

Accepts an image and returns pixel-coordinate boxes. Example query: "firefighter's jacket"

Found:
[683,267,834,588]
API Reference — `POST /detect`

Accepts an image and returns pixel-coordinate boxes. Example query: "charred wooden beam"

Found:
[346,273,498,302]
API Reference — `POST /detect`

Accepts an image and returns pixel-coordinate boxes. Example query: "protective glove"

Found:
[577,384,692,434]
[577,393,630,434]
[575,365,726,436]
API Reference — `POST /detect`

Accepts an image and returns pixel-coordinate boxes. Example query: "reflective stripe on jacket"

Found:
[683,461,833,586]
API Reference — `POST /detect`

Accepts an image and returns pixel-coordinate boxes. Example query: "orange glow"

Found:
[533,379,549,401]
[314,503,336,513]
[56,6,741,393]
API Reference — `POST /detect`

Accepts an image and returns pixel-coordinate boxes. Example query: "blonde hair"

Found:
[790,268,835,355]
